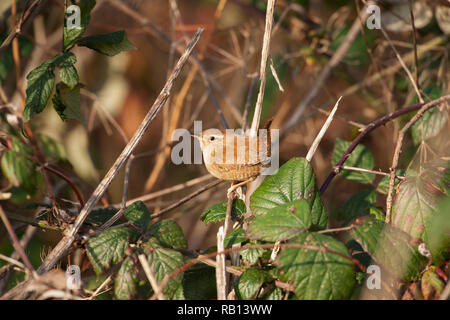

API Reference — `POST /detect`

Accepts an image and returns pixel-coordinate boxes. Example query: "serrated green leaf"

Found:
[278,233,355,299]
[264,287,283,300]
[250,157,327,229]
[235,268,268,300]
[86,227,134,275]
[24,52,78,121]
[124,201,150,230]
[247,200,312,242]
[76,31,136,56]
[392,162,449,240]
[146,244,184,299]
[52,82,84,123]
[350,216,428,281]
[0,136,41,194]
[148,220,187,249]
[337,188,377,223]
[58,62,79,89]
[224,228,247,248]
[200,199,246,224]
[114,256,138,300]
[63,0,96,50]
[411,107,448,146]
[85,206,119,227]
[332,138,375,184]
[23,62,55,121]
[241,247,264,266]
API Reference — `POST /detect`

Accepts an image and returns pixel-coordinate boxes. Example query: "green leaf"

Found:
[224,228,247,248]
[146,243,184,299]
[85,206,119,227]
[63,0,96,50]
[235,268,268,300]
[350,216,428,281]
[124,201,150,230]
[264,287,283,300]
[250,157,327,229]
[23,61,55,121]
[24,52,78,121]
[148,220,187,249]
[336,188,377,222]
[86,227,134,275]
[411,106,447,146]
[0,136,41,194]
[75,31,136,56]
[58,62,79,89]
[114,256,138,300]
[332,138,375,184]
[246,200,312,242]
[241,247,264,266]
[376,169,406,195]
[392,162,449,240]
[182,264,217,300]
[423,196,450,265]
[52,82,84,123]
[278,233,356,299]
[421,267,445,300]
[200,199,246,224]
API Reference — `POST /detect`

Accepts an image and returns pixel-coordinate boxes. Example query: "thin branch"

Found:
[5,211,64,231]
[385,95,450,223]
[250,0,276,135]
[87,274,113,300]
[0,205,38,278]
[138,254,165,300]
[380,27,424,103]
[149,179,223,220]
[36,28,204,275]
[340,166,402,178]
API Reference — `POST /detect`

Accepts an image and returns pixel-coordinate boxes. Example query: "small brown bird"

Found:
[194,119,273,196]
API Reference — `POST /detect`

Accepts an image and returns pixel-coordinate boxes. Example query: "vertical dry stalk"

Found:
[138,254,165,300]
[36,29,204,274]
[216,226,227,300]
[250,0,276,136]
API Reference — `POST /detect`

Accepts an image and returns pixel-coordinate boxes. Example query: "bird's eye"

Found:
[210,136,215,141]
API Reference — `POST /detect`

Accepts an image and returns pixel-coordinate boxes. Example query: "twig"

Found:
[36,29,204,275]
[408,0,420,95]
[0,0,42,53]
[318,97,450,195]
[318,225,356,234]
[86,274,113,300]
[216,226,227,300]
[282,3,371,136]
[119,174,214,207]
[0,205,38,278]
[380,27,424,103]
[340,166,399,178]
[138,254,165,300]
[241,73,258,131]
[0,254,25,270]
[306,97,342,162]
[5,211,64,231]
[149,179,223,220]
[41,164,85,208]
[385,95,450,223]
[250,0,276,136]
